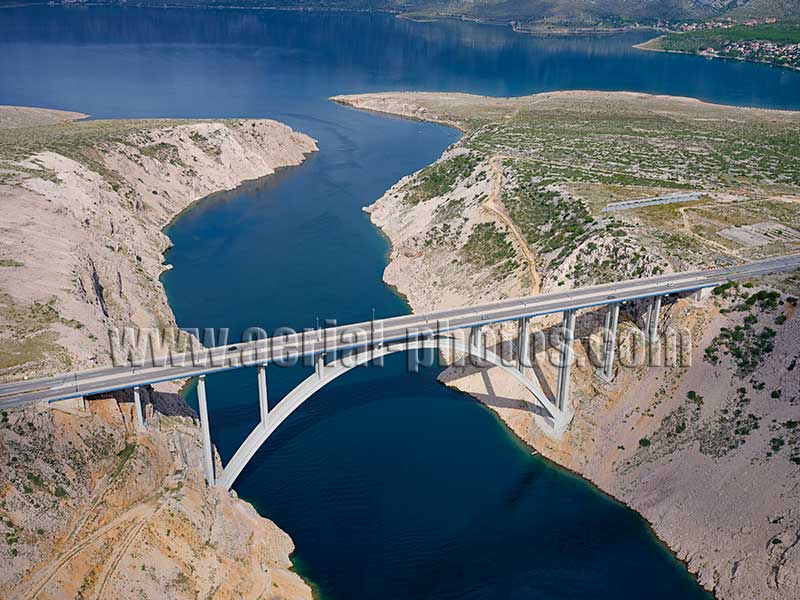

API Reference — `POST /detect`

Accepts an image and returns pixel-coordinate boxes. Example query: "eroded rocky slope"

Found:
[0,391,312,599]
[0,106,317,599]
[337,91,800,599]
[0,108,317,380]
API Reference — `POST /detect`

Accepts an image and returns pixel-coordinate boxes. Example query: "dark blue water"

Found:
[4,6,798,599]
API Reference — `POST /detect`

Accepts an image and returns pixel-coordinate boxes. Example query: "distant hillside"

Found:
[408,0,713,28]
[35,0,800,30]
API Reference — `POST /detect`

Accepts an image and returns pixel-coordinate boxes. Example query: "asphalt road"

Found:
[1,254,798,408]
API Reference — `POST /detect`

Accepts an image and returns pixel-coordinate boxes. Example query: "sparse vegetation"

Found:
[139,142,185,166]
[26,472,44,487]
[460,222,519,277]
[695,387,763,458]
[704,316,778,376]
[406,153,480,205]
[0,293,76,374]
[110,442,137,480]
[373,90,800,294]
[687,390,704,406]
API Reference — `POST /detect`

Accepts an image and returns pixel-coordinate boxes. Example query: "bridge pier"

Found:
[470,325,483,357]
[645,295,662,342]
[517,317,530,373]
[691,287,712,304]
[597,302,620,382]
[555,309,576,411]
[316,353,327,379]
[196,375,216,486]
[257,365,269,427]
[133,386,145,430]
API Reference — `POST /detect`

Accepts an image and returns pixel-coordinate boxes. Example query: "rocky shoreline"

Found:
[0,107,317,380]
[337,91,800,599]
[0,106,318,598]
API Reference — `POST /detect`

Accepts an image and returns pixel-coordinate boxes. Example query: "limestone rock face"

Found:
[0,111,317,381]
[0,107,317,599]
[0,394,312,600]
[342,91,800,600]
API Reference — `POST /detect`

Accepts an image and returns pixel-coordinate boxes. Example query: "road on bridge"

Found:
[1,254,798,409]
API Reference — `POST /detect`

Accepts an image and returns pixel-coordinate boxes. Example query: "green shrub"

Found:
[687,391,704,406]
[712,281,736,296]
[26,473,44,487]
[407,154,480,204]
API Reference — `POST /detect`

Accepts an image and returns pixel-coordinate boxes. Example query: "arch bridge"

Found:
[0,255,798,490]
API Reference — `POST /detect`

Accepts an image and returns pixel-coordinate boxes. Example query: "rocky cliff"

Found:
[0,106,318,599]
[336,91,800,599]
[0,107,317,380]
[0,392,313,599]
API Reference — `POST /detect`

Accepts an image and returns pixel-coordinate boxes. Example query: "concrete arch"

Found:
[216,336,571,490]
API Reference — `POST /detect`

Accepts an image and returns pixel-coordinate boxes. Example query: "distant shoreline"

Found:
[634,34,800,72]
[3,2,662,38]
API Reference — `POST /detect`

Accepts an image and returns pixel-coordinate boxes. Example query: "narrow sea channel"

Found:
[3,6,798,598]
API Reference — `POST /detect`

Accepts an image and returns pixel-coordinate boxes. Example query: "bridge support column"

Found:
[645,295,662,342]
[470,326,483,357]
[315,353,325,379]
[517,317,530,373]
[196,375,215,486]
[597,303,620,382]
[257,365,269,427]
[691,287,712,304]
[555,309,576,412]
[133,386,145,430]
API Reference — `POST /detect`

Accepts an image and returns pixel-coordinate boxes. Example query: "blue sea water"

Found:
[2,7,798,598]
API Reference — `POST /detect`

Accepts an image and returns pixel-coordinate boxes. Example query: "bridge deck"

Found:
[1,254,798,409]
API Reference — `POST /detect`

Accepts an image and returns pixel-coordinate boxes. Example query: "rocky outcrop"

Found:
[0,108,317,381]
[341,91,800,599]
[0,107,317,599]
[0,393,312,599]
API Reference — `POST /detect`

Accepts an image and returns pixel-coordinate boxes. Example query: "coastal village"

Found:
[647,19,800,70]
[697,38,800,69]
